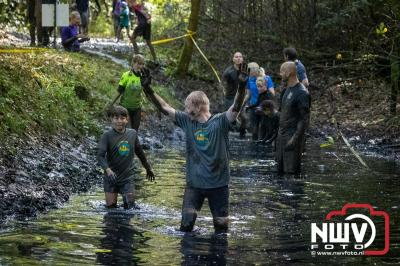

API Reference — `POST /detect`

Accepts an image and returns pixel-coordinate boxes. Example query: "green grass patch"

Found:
[0,47,182,143]
[0,48,122,139]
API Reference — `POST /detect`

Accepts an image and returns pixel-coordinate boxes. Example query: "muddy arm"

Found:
[143,86,176,120]
[226,70,247,122]
[134,137,151,171]
[62,36,78,46]
[97,134,109,170]
[134,137,155,181]
[260,131,278,143]
[286,107,309,149]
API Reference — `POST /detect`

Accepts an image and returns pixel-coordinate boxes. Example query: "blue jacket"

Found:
[247,76,275,105]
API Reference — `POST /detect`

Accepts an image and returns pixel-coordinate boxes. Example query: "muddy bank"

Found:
[0,114,172,225]
[0,30,179,224]
[0,133,100,223]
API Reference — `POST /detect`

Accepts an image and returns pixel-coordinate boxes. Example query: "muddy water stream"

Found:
[0,136,399,265]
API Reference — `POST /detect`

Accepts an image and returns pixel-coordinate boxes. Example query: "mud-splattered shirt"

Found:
[222,65,240,99]
[279,83,310,136]
[118,71,143,109]
[97,128,137,183]
[175,111,231,189]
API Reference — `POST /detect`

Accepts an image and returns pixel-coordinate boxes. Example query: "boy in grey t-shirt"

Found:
[141,66,248,233]
[97,105,155,209]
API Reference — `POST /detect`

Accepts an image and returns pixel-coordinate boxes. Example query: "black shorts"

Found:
[103,178,135,194]
[182,186,229,218]
[127,107,141,131]
[134,23,151,40]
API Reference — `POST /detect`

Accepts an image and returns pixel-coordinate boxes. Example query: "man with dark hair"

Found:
[97,105,155,209]
[221,52,247,137]
[283,47,309,87]
[140,65,248,233]
[276,62,310,176]
[222,52,243,110]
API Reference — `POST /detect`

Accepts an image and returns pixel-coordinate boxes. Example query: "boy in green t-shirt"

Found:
[112,54,146,130]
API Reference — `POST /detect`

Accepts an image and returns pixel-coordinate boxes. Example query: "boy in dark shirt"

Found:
[97,105,155,209]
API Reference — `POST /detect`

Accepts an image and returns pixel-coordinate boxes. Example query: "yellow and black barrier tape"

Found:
[0,47,48,53]
[151,30,221,83]
[187,31,221,83]
[151,32,196,45]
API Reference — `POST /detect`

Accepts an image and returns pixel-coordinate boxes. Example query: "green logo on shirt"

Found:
[194,129,209,146]
[118,141,130,156]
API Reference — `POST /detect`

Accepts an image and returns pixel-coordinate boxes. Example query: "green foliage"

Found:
[0,1,26,29]
[89,9,114,37]
[375,22,388,36]
[89,0,190,38]
[0,49,123,139]
[149,84,181,109]
[148,0,190,38]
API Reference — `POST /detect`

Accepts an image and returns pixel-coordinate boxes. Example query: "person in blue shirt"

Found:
[257,68,275,101]
[243,62,275,140]
[116,1,130,42]
[283,47,309,87]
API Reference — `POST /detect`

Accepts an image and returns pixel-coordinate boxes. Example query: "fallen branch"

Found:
[339,130,369,168]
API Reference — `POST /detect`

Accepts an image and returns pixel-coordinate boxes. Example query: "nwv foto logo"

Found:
[310,203,390,256]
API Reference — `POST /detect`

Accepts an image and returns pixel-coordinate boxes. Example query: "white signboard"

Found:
[42,4,69,27]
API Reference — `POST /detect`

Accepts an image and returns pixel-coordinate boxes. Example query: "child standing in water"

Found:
[97,105,155,209]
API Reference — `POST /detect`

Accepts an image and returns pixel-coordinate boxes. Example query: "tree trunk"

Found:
[390,53,399,115]
[175,0,201,77]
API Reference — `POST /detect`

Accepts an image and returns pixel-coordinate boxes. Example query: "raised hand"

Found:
[238,63,249,86]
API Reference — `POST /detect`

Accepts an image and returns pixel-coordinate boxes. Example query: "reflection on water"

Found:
[0,135,399,265]
[181,233,228,266]
[96,212,143,265]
